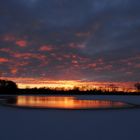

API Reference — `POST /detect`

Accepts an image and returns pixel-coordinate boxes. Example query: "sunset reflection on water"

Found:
[12,96,130,109]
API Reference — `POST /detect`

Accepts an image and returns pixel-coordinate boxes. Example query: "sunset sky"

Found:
[0,0,140,87]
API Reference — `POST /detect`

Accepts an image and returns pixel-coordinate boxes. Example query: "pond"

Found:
[0,95,140,140]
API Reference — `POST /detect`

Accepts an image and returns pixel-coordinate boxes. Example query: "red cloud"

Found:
[0,58,9,63]
[88,63,97,68]
[16,40,27,47]
[3,34,16,42]
[39,45,53,51]
[69,43,85,49]
[13,52,47,64]
[0,48,11,53]
[13,53,32,59]
[135,64,140,68]
[126,71,133,75]
[72,60,78,64]
[76,32,90,37]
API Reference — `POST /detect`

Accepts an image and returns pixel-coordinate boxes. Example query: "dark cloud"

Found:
[0,0,140,81]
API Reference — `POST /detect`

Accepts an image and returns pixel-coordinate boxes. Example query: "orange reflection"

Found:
[16,96,128,109]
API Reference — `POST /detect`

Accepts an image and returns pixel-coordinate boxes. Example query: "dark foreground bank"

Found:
[0,88,140,96]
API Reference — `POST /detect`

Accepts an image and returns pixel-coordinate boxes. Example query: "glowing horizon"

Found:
[0,77,137,92]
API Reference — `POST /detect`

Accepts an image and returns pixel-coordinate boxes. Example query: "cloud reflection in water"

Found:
[6,96,131,109]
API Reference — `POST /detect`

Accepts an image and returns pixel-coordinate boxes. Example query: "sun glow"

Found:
[1,77,136,92]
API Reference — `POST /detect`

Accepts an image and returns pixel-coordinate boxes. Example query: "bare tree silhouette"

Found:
[134,83,140,92]
[108,84,118,92]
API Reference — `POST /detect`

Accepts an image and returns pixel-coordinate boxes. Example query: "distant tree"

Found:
[73,86,80,91]
[0,80,18,91]
[108,84,118,92]
[134,83,140,92]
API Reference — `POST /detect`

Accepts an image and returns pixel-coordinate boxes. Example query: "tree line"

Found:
[0,79,140,95]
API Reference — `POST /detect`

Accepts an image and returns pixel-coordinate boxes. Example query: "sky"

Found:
[0,0,140,82]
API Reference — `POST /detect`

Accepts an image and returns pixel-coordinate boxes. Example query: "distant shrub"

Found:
[0,79,18,91]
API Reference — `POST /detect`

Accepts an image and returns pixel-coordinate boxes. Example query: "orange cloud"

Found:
[11,68,18,74]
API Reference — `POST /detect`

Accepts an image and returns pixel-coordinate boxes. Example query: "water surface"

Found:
[0,95,140,140]
[0,96,134,109]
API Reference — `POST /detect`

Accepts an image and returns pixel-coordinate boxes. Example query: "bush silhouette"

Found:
[0,79,18,91]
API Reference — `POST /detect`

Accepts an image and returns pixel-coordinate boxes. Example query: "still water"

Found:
[0,96,135,109]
